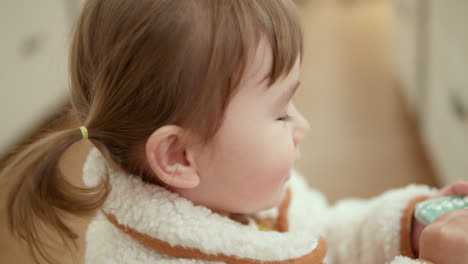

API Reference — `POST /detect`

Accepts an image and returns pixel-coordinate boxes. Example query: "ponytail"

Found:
[2,127,109,264]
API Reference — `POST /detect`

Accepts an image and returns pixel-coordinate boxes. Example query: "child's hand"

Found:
[411,181,468,255]
[419,209,468,264]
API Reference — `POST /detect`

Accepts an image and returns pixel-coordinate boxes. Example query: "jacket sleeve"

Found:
[287,170,437,264]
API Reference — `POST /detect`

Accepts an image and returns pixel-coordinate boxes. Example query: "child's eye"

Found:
[278,114,292,122]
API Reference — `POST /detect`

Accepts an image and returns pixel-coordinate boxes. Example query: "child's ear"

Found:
[145,125,199,189]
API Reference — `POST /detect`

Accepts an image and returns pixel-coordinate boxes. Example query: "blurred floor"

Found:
[295,0,437,202]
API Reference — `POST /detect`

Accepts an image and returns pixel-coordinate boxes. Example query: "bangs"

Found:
[196,0,303,91]
[247,0,303,86]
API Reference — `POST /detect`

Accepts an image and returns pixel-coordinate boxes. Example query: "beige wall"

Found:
[295,0,436,202]
[393,0,468,185]
[0,0,82,156]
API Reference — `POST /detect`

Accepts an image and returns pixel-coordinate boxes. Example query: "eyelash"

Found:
[278,114,292,122]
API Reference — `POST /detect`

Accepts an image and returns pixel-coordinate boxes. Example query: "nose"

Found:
[290,104,310,145]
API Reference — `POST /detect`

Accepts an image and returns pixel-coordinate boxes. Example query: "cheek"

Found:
[230,124,292,161]
[192,123,296,213]
[250,136,295,187]
[233,126,296,203]
[252,125,296,173]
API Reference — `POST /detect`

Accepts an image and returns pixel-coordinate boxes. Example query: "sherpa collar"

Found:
[83,148,326,264]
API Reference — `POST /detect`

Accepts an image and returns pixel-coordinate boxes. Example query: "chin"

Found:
[255,193,286,212]
[228,187,288,214]
[239,200,278,214]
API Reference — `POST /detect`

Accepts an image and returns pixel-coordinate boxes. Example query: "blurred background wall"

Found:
[295,0,437,201]
[1,0,467,262]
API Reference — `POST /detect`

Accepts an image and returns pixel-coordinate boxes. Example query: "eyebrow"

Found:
[275,81,300,109]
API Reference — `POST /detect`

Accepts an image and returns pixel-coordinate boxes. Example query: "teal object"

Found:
[415,196,468,225]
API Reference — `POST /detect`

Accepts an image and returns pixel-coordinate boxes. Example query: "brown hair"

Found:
[2,0,302,263]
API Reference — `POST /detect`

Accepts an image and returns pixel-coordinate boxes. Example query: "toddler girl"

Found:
[4,0,468,263]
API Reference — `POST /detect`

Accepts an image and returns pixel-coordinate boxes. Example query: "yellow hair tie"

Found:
[80,126,88,140]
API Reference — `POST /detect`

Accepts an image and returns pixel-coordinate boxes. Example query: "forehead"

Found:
[237,38,300,98]
[240,39,274,89]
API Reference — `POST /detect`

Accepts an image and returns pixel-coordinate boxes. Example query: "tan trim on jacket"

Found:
[276,189,291,232]
[399,195,430,258]
[103,189,327,263]
[104,213,327,264]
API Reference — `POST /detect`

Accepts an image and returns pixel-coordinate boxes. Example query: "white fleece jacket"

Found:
[83,148,437,264]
